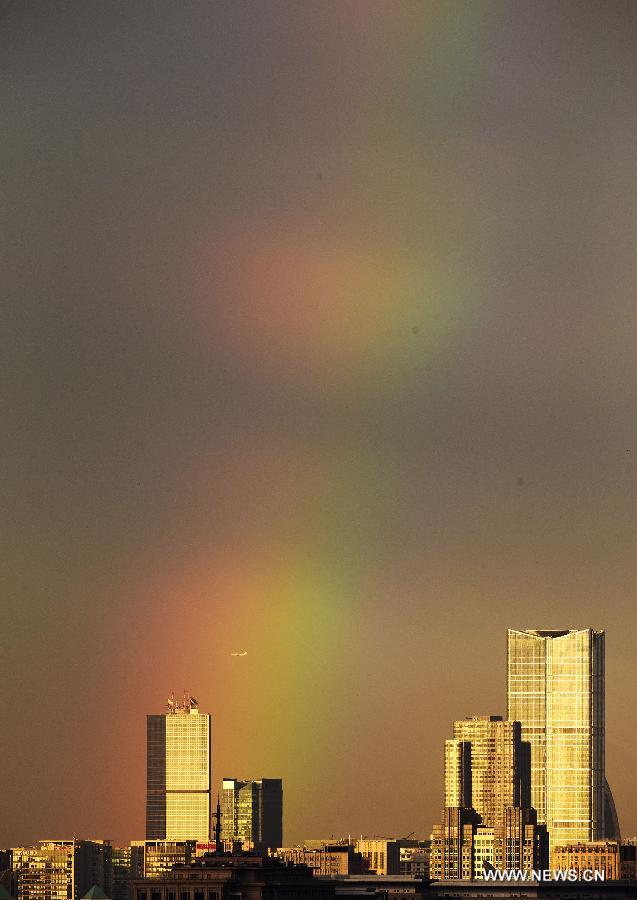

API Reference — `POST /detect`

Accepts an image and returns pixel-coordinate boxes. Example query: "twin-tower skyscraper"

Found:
[507,628,620,848]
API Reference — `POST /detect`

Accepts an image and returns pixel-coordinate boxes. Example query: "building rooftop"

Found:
[82,888,110,900]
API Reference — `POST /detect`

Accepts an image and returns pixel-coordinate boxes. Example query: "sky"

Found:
[2,0,637,849]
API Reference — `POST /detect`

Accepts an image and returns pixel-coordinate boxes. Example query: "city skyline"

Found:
[4,1,637,852]
[0,624,630,851]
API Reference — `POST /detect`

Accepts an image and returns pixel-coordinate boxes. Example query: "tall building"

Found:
[507,629,620,848]
[12,841,112,900]
[430,716,547,880]
[451,717,530,829]
[146,693,212,842]
[445,741,472,809]
[221,779,283,853]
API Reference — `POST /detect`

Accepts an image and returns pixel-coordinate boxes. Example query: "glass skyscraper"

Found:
[430,715,546,879]
[146,693,212,842]
[221,779,283,853]
[507,629,620,849]
[451,716,531,829]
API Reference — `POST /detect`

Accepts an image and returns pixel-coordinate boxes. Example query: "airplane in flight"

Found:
[230,651,248,657]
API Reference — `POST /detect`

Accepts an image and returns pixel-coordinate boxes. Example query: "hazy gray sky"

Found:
[2,0,637,847]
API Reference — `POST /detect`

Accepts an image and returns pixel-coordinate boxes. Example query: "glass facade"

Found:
[444,740,471,809]
[451,717,529,830]
[146,706,211,842]
[142,842,195,878]
[507,629,618,848]
[12,841,112,900]
[220,779,282,853]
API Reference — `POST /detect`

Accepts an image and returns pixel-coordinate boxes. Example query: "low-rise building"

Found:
[143,842,196,878]
[551,841,627,881]
[399,845,430,879]
[274,846,363,876]
[428,880,637,900]
[355,840,401,876]
[132,853,334,900]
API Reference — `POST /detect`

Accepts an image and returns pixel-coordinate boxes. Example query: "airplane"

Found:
[230,651,248,657]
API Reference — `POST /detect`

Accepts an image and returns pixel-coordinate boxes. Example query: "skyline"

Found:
[3,1,637,851]
[0,624,630,849]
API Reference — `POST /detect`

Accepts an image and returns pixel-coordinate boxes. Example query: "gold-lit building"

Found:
[507,629,620,849]
[146,693,212,842]
[142,842,196,878]
[451,718,530,829]
[552,841,620,881]
[354,840,401,876]
[430,717,547,880]
[12,841,112,900]
[220,779,282,853]
[274,846,364,876]
[431,809,481,881]
[445,741,472,809]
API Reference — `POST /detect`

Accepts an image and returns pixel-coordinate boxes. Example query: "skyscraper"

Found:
[146,693,212,842]
[444,740,471,809]
[221,779,283,853]
[430,716,546,879]
[451,717,530,829]
[507,629,620,849]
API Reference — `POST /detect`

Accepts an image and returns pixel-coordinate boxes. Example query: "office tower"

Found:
[451,717,530,829]
[430,716,547,879]
[445,741,472,809]
[431,809,481,880]
[111,845,144,900]
[12,841,112,900]
[507,629,620,848]
[221,779,283,853]
[146,693,212,842]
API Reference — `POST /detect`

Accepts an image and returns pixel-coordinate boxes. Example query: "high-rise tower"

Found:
[221,779,283,853]
[452,716,531,829]
[146,692,212,842]
[430,715,546,879]
[507,629,620,848]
